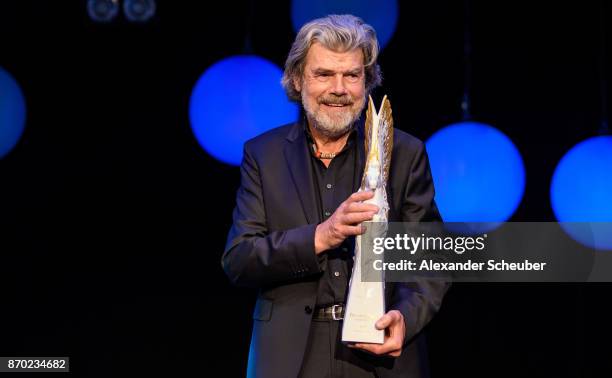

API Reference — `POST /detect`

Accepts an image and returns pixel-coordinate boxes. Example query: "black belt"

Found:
[313,304,345,320]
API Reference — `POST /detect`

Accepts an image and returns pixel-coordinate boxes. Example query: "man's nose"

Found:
[330,74,348,95]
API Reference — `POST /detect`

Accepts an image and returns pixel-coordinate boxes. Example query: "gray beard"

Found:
[302,94,365,139]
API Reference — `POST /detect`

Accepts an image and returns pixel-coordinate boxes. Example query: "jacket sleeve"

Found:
[388,140,450,345]
[221,142,323,288]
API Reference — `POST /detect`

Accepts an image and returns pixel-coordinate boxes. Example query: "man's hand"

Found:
[348,310,406,358]
[314,191,378,254]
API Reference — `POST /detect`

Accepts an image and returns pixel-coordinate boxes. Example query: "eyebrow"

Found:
[311,68,363,75]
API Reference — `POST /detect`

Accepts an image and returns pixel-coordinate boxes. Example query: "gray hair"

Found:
[281,14,382,101]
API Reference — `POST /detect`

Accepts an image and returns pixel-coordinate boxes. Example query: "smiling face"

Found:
[294,42,367,139]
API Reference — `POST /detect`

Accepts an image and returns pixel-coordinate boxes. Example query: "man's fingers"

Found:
[347,311,405,357]
[343,211,376,225]
[375,315,392,330]
[346,202,379,214]
[341,224,367,236]
[323,191,380,249]
[377,310,403,328]
[347,311,404,357]
[352,340,401,356]
[347,190,375,203]
[352,343,384,355]
[389,349,401,357]
[375,311,401,330]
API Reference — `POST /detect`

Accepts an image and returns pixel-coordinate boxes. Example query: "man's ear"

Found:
[292,75,301,92]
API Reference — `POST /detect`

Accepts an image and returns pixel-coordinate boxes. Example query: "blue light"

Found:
[87,0,119,22]
[123,0,156,22]
[0,67,26,159]
[189,56,299,166]
[291,0,398,50]
[425,122,525,231]
[551,136,612,250]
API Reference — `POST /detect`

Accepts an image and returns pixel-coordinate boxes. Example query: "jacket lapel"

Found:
[284,121,319,225]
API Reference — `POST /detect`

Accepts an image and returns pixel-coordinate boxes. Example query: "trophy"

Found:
[342,95,393,344]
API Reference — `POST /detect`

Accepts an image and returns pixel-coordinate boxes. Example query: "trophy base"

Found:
[341,281,385,344]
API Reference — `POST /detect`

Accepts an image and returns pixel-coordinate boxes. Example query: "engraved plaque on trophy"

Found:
[342,95,393,344]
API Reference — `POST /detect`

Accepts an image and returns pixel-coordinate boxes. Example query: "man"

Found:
[222,14,448,378]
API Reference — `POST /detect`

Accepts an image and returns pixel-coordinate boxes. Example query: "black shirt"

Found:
[305,125,359,307]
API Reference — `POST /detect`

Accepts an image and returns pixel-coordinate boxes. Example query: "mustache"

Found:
[318,95,353,105]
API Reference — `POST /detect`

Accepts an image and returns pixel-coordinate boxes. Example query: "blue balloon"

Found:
[291,0,398,50]
[551,135,612,250]
[0,67,26,159]
[426,122,525,232]
[189,56,299,166]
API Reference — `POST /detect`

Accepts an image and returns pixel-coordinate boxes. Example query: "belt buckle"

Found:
[331,304,343,320]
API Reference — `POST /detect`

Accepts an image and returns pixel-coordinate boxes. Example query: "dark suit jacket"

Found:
[222,119,449,378]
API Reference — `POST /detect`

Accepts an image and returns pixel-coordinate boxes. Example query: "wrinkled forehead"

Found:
[303,42,365,72]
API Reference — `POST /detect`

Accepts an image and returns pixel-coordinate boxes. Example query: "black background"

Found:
[1,1,611,377]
